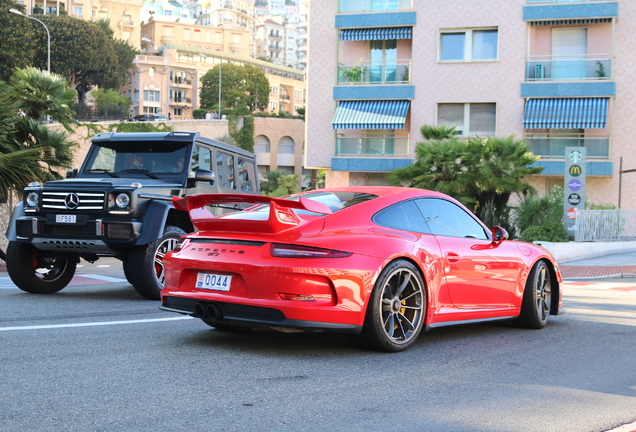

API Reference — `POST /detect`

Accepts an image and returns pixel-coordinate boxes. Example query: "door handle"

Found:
[445,252,460,263]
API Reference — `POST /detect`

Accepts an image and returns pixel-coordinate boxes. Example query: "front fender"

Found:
[135,200,171,245]
[5,202,25,242]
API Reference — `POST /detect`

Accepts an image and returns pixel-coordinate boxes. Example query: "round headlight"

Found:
[26,192,39,207]
[115,193,130,208]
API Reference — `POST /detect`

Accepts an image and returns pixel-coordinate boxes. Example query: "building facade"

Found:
[306,0,636,209]
[17,0,143,47]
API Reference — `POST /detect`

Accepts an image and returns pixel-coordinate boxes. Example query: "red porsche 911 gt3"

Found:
[160,187,562,352]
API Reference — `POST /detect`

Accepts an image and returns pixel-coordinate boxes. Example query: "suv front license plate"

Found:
[56,214,77,223]
[196,273,232,291]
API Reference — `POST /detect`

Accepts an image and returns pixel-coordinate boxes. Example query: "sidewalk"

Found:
[558,251,636,280]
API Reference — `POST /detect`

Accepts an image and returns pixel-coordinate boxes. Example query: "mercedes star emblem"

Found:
[64,193,80,210]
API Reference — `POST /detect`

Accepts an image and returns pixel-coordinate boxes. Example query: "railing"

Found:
[336,137,409,156]
[526,54,612,81]
[135,55,166,65]
[338,60,411,85]
[171,78,191,85]
[269,32,282,40]
[269,45,281,51]
[524,133,609,158]
[527,0,614,3]
[574,210,636,242]
[339,0,412,13]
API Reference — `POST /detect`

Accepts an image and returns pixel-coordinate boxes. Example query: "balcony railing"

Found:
[527,0,614,3]
[171,77,191,85]
[336,137,410,157]
[524,133,609,158]
[338,60,411,85]
[339,0,412,13]
[526,55,612,81]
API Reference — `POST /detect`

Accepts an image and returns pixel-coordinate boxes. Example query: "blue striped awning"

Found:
[523,98,608,129]
[531,18,613,26]
[340,27,413,41]
[332,100,410,130]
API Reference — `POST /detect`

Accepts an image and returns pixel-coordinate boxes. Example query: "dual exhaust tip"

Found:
[194,302,224,321]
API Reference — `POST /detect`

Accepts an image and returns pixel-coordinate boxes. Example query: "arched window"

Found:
[278,136,295,154]
[254,135,270,153]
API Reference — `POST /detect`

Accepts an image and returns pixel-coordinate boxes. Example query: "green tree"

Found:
[0,68,76,200]
[0,2,37,82]
[389,125,543,232]
[92,20,138,90]
[200,64,269,112]
[91,88,131,117]
[6,67,77,130]
[33,15,128,102]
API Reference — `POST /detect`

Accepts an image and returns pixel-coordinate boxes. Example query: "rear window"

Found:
[219,191,379,220]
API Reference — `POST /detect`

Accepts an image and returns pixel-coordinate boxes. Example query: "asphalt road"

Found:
[1,260,635,432]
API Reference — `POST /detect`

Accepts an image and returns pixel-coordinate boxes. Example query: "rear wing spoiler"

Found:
[172,194,332,233]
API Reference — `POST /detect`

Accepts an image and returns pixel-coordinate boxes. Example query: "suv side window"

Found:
[190,145,212,177]
[238,158,256,192]
[373,200,431,234]
[415,198,488,239]
[216,151,236,190]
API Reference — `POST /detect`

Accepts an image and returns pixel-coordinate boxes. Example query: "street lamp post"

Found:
[9,9,50,73]
[142,37,170,118]
[218,62,222,119]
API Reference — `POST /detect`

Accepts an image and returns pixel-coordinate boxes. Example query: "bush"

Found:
[192,109,207,119]
[515,186,563,234]
[236,106,251,116]
[520,221,569,243]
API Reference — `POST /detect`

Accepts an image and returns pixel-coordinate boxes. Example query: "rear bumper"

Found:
[161,296,363,333]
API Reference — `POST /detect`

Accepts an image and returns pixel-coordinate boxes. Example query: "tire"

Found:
[356,260,426,352]
[124,225,186,300]
[515,260,552,329]
[6,241,76,294]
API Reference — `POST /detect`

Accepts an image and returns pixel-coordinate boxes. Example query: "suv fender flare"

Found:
[5,202,25,242]
[135,200,172,245]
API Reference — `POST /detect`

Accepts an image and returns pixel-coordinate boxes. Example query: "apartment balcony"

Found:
[170,97,192,106]
[337,60,411,85]
[269,32,282,40]
[339,0,412,13]
[119,19,133,28]
[269,45,282,51]
[526,54,612,81]
[171,78,191,87]
[277,153,296,167]
[336,137,410,157]
[525,132,609,159]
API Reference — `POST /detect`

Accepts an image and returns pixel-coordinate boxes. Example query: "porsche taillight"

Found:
[270,243,352,258]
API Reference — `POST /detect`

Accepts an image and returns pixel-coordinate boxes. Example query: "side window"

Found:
[373,200,430,234]
[190,145,211,177]
[216,151,236,190]
[415,198,488,239]
[238,158,256,192]
[90,147,116,171]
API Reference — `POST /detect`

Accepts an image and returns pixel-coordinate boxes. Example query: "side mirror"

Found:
[66,168,78,178]
[492,226,509,242]
[194,169,215,183]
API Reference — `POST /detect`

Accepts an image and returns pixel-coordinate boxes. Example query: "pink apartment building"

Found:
[306,0,636,209]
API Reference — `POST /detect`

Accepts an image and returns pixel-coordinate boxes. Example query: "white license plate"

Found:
[56,214,77,223]
[196,273,232,291]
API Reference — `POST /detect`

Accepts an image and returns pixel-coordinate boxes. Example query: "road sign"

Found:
[564,147,586,236]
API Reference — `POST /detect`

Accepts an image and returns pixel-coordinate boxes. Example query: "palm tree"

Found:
[0,67,77,219]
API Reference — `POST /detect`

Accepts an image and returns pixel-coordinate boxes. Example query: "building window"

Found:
[270,100,278,111]
[98,11,108,20]
[270,85,278,95]
[165,10,173,16]
[144,90,161,102]
[437,103,496,137]
[123,14,132,25]
[123,31,131,41]
[74,7,82,15]
[440,28,498,62]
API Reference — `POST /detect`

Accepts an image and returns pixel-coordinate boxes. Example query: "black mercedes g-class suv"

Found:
[5,131,259,299]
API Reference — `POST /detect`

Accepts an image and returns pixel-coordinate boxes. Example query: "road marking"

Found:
[0,316,193,332]
[605,420,636,432]
[75,273,127,283]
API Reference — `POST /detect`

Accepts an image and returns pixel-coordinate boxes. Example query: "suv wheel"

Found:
[6,242,77,294]
[124,225,186,300]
